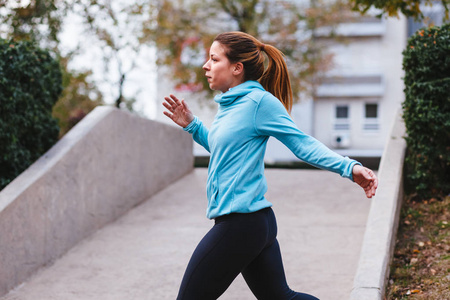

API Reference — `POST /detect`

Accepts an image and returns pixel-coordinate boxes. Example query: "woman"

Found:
[163,31,378,300]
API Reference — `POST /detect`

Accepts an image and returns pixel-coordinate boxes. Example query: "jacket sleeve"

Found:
[254,94,360,181]
[183,116,210,153]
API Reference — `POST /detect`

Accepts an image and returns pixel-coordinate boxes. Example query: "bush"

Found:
[0,39,62,190]
[402,24,450,198]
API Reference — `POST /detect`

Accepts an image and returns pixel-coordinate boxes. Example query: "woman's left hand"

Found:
[352,164,378,198]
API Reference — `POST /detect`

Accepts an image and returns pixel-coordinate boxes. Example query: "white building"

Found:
[156,12,409,169]
[277,15,408,164]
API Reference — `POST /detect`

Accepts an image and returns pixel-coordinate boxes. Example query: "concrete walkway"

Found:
[1,168,371,300]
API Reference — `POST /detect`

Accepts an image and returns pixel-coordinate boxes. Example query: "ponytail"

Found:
[214,32,293,113]
[259,44,293,114]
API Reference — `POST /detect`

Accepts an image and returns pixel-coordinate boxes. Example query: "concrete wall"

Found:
[350,109,406,300]
[0,107,194,297]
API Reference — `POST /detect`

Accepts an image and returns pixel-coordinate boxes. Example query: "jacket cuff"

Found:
[344,159,362,181]
[183,116,200,133]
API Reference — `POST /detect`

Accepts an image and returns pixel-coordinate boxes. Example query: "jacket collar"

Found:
[214,81,264,106]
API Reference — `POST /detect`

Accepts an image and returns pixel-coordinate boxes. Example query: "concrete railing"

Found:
[350,109,406,300]
[0,107,194,297]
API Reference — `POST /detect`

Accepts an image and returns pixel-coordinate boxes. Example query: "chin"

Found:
[209,84,219,92]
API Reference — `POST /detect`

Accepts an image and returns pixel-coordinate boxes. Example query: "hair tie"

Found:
[260,43,266,51]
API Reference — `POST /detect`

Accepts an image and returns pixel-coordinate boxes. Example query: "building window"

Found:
[336,105,349,119]
[334,105,350,130]
[364,103,379,130]
[365,103,378,118]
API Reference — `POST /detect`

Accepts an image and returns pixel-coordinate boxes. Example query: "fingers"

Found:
[163,95,175,110]
[169,94,181,103]
[364,168,378,189]
[363,168,372,180]
[355,166,378,199]
[181,99,190,111]
[364,184,375,198]
[163,95,194,128]
[163,95,179,120]
[162,102,175,121]
[163,110,173,119]
[163,94,186,118]
[162,101,173,112]
[364,169,378,198]
[164,94,182,111]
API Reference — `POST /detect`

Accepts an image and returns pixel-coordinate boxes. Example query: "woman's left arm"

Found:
[255,94,377,197]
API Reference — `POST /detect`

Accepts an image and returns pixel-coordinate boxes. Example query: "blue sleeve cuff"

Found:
[183,116,200,133]
[345,159,362,182]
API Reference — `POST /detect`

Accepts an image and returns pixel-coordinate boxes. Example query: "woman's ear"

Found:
[232,62,244,76]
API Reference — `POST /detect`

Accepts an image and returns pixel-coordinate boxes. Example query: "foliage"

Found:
[350,0,449,21]
[0,0,107,135]
[402,23,450,199]
[0,0,70,48]
[144,0,357,99]
[386,196,450,299]
[80,0,149,109]
[53,56,104,137]
[0,38,62,190]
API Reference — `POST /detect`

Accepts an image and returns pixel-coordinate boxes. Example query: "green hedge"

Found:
[402,24,450,198]
[0,39,62,190]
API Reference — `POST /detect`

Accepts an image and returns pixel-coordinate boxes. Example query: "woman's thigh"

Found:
[176,210,270,300]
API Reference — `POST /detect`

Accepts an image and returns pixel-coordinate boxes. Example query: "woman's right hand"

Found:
[163,94,194,128]
[352,164,378,198]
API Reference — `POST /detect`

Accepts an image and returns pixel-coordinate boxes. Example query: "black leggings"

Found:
[177,208,319,300]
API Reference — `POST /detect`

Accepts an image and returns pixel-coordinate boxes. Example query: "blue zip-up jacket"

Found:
[184,81,360,219]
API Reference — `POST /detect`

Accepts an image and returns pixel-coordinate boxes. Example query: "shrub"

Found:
[0,39,62,190]
[402,24,450,198]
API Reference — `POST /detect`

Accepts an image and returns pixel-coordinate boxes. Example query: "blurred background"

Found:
[0,0,447,164]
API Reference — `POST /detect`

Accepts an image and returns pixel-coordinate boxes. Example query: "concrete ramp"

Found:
[0,107,193,297]
[1,168,371,300]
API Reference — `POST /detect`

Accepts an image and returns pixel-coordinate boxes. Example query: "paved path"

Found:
[2,169,371,300]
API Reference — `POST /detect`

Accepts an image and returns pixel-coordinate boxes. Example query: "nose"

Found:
[203,60,210,71]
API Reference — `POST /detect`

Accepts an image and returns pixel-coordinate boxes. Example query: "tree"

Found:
[0,0,158,133]
[350,0,449,21]
[144,0,357,100]
[0,38,62,189]
[0,0,106,134]
[0,0,70,49]
[53,55,104,137]
[80,0,150,109]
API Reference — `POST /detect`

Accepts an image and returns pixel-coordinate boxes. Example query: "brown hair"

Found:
[213,31,293,113]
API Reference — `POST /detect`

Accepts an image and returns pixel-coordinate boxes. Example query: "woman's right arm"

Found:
[163,94,210,152]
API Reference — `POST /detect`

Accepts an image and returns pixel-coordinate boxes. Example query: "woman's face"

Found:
[203,41,242,93]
